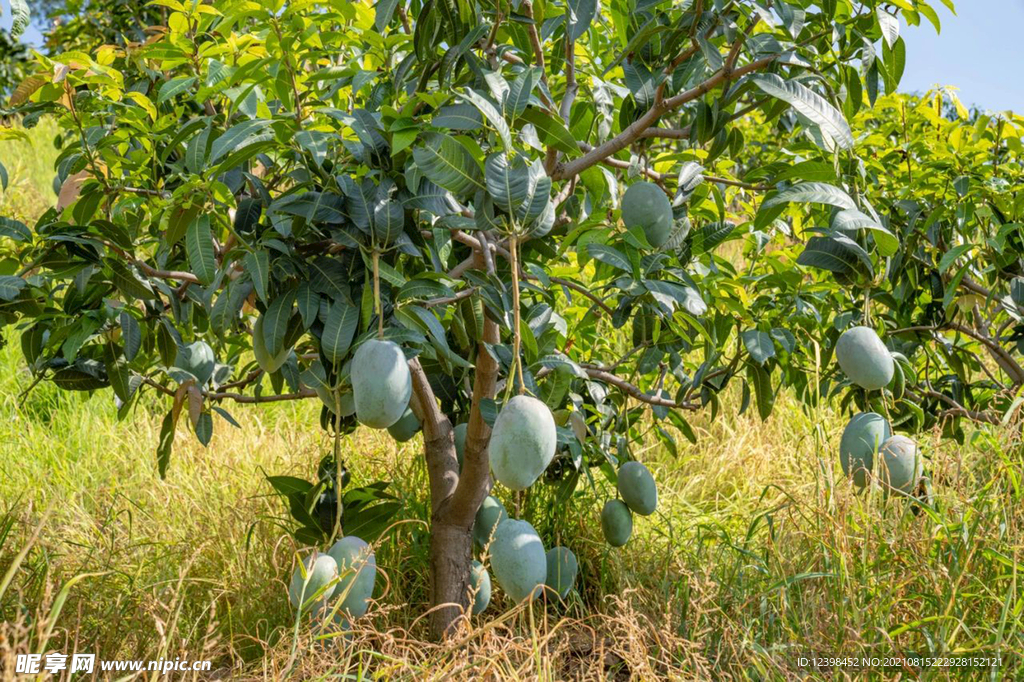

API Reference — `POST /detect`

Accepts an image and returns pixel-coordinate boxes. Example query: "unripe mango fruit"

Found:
[351,339,412,428]
[490,519,547,603]
[617,461,657,516]
[489,395,556,490]
[836,326,894,390]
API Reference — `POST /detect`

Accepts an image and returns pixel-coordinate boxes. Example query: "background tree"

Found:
[1,0,1021,640]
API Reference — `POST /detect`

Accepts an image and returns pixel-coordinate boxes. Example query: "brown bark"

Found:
[406,237,502,639]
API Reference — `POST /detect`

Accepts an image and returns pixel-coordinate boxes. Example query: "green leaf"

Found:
[938,243,974,274]
[797,235,872,278]
[504,68,539,119]
[746,363,775,421]
[120,311,142,361]
[296,281,320,328]
[876,8,899,48]
[157,411,175,479]
[244,250,270,302]
[432,103,483,131]
[586,243,631,272]
[209,119,274,165]
[566,0,597,42]
[0,276,26,301]
[762,182,857,211]
[321,299,360,364]
[750,74,853,150]
[158,76,197,104]
[459,88,512,149]
[742,330,775,365]
[485,153,530,213]
[9,0,30,40]
[262,290,295,358]
[412,132,485,198]
[519,108,579,155]
[375,0,402,31]
[831,209,899,256]
[107,260,156,300]
[185,215,217,284]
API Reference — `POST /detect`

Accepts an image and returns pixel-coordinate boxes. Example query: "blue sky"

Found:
[3,1,1023,114]
[899,0,1024,113]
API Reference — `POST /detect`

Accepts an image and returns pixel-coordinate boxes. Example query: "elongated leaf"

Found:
[762,182,857,211]
[0,276,26,301]
[750,74,853,149]
[742,330,775,365]
[485,153,530,213]
[120,311,142,361]
[157,411,175,478]
[375,0,401,31]
[262,290,295,357]
[412,132,484,198]
[321,299,360,364]
[158,76,197,104]
[9,0,30,40]
[831,209,898,256]
[877,8,899,48]
[108,260,156,300]
[797,235,870,278]
[432,103,483,131]
[209,119,274,165]
[459,88,512,149]
[504,68,539,118]
[566,0,597,42]
[518,108,579,155]
[939,243,974,274]
[746,363,775,421]
[244,251,270,302]
[586,243,631,271]
[186,215,217,284]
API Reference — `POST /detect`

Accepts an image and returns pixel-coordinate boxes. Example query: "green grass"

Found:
[1,121,1022,679]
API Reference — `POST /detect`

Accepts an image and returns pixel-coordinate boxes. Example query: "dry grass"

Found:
[2,121,1023,680]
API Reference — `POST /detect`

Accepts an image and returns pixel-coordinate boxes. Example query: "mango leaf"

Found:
[244,250,270,302]
[877,8,899,48]
[750,74,853,149]
[831,209,899,256]
[0,276,26,301]
[762,182,857,211]
[797,235,873,278]
[458,88,512,149]
[503,68,539,119]
[158,76,197,104]
[518,108,579,155]
[742,330,775,365]
[412,132,485,198]
[432,103,483,131]
[185,215,217,284]
[321,299,360,364]
[9,0,30,40]
[120,311,142,361]
[262,290,295,357]
[209,119,274,165]
[485,153,530,213]
[375,0,402,31]
[566,0,597,42]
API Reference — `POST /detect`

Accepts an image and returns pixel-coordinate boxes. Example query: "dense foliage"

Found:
[2,0,1022,633]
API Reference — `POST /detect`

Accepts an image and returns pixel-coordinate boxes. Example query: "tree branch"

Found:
[408,357,457,515]
[447,246,500,527]
[551,53,781,181]
[582,365,699,410]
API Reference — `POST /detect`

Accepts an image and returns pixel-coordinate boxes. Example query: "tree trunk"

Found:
[427,509,475,637]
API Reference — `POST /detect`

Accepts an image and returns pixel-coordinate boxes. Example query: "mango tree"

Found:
[3,0,1022,639]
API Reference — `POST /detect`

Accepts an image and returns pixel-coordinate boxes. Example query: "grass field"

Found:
[1,122,1022,680]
